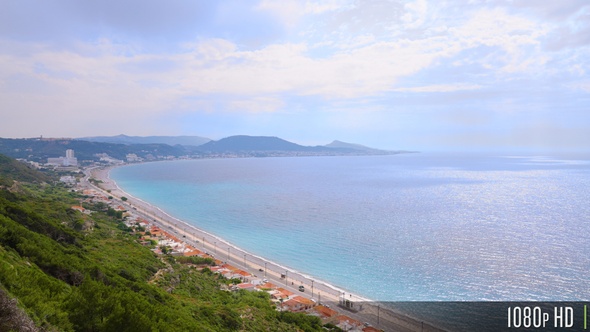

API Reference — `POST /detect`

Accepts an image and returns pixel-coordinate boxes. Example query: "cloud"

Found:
[568,81,590,93]
[256,0,350,29]
[0,2,572,106]
[394,83,482,93]
[0,0,214,46]
[401,0,428,29]
[1,1,589,150]
[227,96,285,113]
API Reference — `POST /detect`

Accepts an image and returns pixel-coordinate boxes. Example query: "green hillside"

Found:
[0,154,51,187]
[0,154,326,331]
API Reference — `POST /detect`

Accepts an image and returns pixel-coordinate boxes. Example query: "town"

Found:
[59,149,386,332]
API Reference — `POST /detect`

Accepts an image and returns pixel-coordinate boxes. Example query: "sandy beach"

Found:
[87,164,446,332]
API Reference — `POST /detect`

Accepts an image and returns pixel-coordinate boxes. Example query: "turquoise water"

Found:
[111,153,590,301]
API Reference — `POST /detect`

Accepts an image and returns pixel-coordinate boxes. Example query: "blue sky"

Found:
[1,0,589,151]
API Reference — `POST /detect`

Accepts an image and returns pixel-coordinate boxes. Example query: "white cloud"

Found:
[568,81,590,93]
[450,8,545,49]
[193,38,238,61]
[401,0,428,29]
[304,0,352,14]
[228,96,285,113]
[257,0,303,28]
[257,0,350,28]
[394,83,482,93]
[1,1,589,142]
[202,38,443,98]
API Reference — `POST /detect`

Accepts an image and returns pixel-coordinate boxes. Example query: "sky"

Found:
[1,0,589,152]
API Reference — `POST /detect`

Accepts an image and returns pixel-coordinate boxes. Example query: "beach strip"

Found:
[88,164,445,332]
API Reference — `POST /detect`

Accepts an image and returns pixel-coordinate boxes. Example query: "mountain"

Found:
[0,136,406,163]
[196,135,406,156]
[325,140,383,152]
[197,135,318,152]
[78,134,211,147]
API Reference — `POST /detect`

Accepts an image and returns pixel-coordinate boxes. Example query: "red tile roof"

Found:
[276,288,294,296]
[258,282,276,289]
[313,305,339,318]
[236,270,251,277]
[291,296,315,305]
[236,283,255,289]
[337,315,363,327]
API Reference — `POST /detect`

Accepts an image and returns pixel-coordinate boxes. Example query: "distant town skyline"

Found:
[1,1,589,152]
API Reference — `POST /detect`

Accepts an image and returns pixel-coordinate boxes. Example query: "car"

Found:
[258,268,264,272]
[298,285,305,292]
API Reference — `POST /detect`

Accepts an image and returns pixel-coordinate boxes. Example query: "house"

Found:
[150,226,163,237]
[282,296,316,312]
[227,272,250,281]
[234,283,257,291]
[83,189,97,196]
[137,219,149,226]
[270,288,292,302]
[209,266,226,273]
[336,315,364,332]
[182,247,203,257]
[257,282,277,290]
[312,305,339,323]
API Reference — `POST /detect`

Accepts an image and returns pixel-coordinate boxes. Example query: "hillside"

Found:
[78,134,211,147]
[0,154,51,186]
[325,140,385,153]
[198,135,320,152]
[0,154,327,331]
[1,136,405,163]
[0,138,192,163]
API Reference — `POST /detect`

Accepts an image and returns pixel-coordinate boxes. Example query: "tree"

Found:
[121,197,128,202]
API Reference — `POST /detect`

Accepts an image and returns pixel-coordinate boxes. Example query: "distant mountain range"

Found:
[78,134,211,146]
[0,135,406,164]
[197,135,401,154]
[198,135,327,152]
[81,134,392,152]
[325,140,385,153]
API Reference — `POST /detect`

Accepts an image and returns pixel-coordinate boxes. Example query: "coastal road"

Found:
[82,165,445,332]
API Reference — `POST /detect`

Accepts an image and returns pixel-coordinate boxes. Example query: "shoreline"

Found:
[88,162,445,332]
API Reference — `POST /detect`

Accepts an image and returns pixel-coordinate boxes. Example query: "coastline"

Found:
[88,163,445,332]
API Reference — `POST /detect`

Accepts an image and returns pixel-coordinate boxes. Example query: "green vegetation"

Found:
[0,154,51,186]
[0,154,324,331]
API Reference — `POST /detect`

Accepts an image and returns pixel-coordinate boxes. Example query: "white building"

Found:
[126,153,142,162]
[47,149,78,167]
[59,176,76,185]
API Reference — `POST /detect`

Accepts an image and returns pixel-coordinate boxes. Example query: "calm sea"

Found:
[111,153,590,302]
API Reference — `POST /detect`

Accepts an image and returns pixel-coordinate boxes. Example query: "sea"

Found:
[110,153,590,305]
